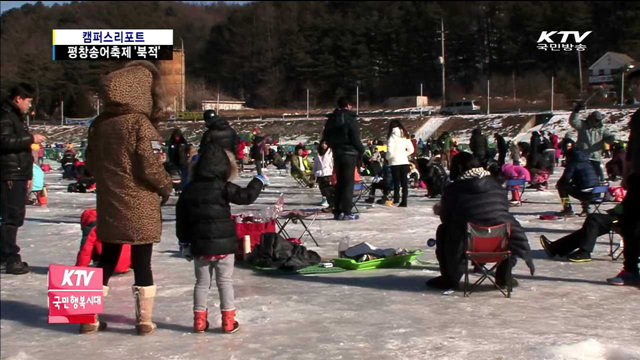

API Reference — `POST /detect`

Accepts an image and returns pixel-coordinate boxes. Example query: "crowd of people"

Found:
[1,61,638,338]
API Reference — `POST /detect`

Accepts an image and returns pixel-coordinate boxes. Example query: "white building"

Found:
[202,99,246,111]
[588,52,635,85]
[384,96,429,108]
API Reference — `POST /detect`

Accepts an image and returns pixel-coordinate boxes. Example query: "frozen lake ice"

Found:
[1,164,639,360]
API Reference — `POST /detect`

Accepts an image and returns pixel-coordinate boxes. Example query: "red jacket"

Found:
[76,209,131,273]
[237,141,246,160]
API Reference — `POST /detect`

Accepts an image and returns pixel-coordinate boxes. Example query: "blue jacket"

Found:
[31,163,44,192]
[560,150,599,189]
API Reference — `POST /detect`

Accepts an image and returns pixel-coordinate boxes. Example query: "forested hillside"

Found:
[1,1,638,117]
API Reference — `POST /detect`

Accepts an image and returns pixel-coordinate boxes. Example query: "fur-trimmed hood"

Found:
[191,142,238,183]
[100,61,166,124]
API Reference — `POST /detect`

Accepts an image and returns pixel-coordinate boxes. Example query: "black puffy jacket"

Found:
[167,129,188,168]
[469,130,488,159]
[559,150,599,190]
[0,100,33,181]
[495,134,507,156]
[530,133,542,155]
[199,116,238,156]
[527,152,551,172]
[322,109,365,157]
[176,143,262,257]
[439,175,534,271]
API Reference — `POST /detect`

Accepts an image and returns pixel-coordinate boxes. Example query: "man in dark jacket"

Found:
[607,68,640,286]
[1,83,46,274]
[199,110,238,156]
[167,128,188,170]
[494,133,507,166]
[541,203,623,263]
[530,131,542,155]
[555,149,599,216]
[469,128,488,164]
[250,135,266,176]
[321,97,365,220]
[428,152,534,290]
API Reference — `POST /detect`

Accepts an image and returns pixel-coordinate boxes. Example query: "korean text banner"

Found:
[48,264,103,323]
[52,29,173,61]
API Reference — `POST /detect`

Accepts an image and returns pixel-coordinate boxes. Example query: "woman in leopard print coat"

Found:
[84,61,172,336]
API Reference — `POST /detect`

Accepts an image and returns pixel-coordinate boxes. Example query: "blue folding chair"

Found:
[609,220,624,261]
[583,184,609,214]
[504,178,526,205]
[351,182,365,214]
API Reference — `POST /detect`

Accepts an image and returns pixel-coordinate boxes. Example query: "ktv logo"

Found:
[537,31,591,52]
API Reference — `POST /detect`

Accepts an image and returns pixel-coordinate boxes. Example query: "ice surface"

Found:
[1,164,639,360]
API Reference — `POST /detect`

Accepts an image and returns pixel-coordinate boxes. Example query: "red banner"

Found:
[48,264,103,324]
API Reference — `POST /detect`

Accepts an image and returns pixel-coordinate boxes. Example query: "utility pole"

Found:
[181,38,185,112]
[621,71,625,108]
[577,51,583,96]
[512,71,516,102]
[306,88,310,120]
[356,86,359,115]
[216,92,220,113]
[438,18,447,107]
[487,79,490,115]
[61,100,64,126]
[420,83,423,116]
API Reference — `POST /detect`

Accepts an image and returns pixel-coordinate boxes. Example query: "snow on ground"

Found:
[1,163,639,360]
[415,117,448,141]
[446,108,634,146]
[512,109,633,144]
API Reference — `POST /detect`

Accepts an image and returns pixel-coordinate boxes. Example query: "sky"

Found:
[0,1,248,13]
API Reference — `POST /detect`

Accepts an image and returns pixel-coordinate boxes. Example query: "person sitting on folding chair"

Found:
[428,152,535,291]
[291,144,315,188]
[490,163,530,206]
[272,150,287,170]
[555,149,599,217]
[541,203,623,263]
[418,155,448,199]
[408,161,420,189]
[365,156,393,206]
[521,143,551,191]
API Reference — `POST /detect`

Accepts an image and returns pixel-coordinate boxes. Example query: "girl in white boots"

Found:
[81,61,174,336]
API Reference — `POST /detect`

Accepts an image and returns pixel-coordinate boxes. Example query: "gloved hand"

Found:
[181,244,193,262]
[256,174,270,185]
[573,101,585,113]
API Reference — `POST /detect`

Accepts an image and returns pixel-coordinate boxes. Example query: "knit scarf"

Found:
[458,167,491,181]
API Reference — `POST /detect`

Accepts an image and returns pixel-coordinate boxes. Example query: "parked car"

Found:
[440,100,482,115]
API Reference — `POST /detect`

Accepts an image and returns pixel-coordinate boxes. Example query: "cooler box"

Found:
[232,215,276,256]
